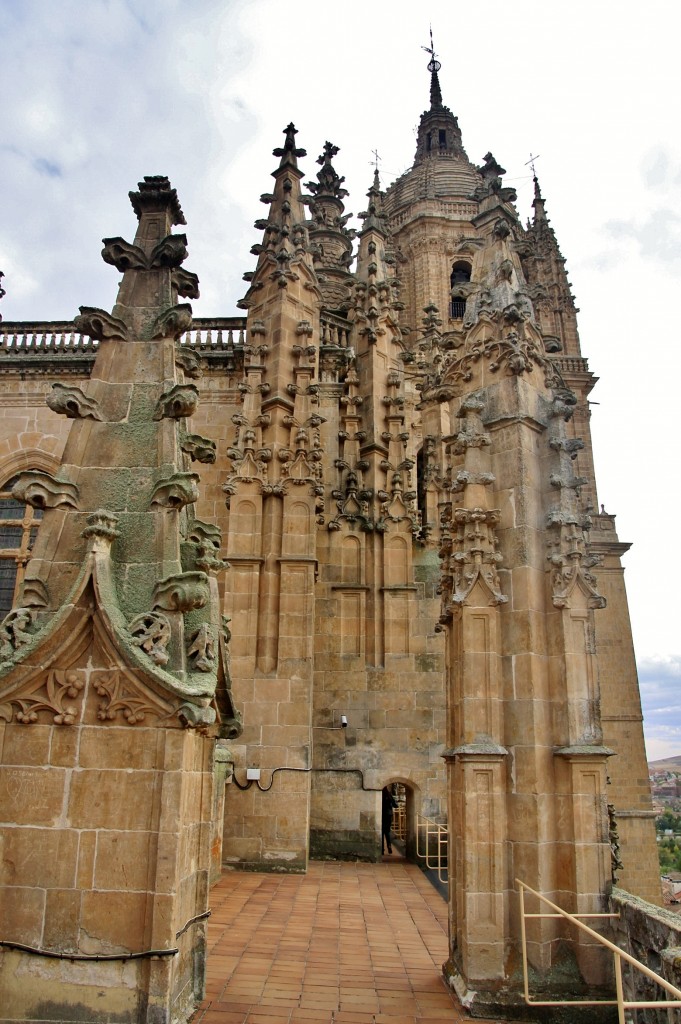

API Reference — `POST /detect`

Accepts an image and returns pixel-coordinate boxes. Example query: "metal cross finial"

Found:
[370,149,381,172]
[421,26,441,72]
[525,153,541,177]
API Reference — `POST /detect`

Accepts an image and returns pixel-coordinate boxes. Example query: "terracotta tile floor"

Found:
[191,858,505,1024]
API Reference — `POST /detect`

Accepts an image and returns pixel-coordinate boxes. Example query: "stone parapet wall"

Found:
[609,888,681,1021]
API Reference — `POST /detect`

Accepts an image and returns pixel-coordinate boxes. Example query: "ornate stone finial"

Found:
[273,123,307,168]
[128,175,186,226]
[306,142,349,201]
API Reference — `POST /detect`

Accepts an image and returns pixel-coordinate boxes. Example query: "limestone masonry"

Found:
[0,60,660,1022]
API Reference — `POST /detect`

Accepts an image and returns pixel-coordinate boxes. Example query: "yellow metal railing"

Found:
[393,800,406,842]
[416,815,447,883]
[517,879,681,1022]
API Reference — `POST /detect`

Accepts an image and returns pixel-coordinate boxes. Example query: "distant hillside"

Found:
[650,756,681,770]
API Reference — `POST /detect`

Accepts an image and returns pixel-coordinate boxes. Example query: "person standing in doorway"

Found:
[382,785,397,855]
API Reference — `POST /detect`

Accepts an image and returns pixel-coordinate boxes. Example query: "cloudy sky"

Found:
[3,0,681,759]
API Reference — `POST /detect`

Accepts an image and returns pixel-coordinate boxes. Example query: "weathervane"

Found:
[525,152,541,177]
[370,149,382,173]
[421,26,441,72]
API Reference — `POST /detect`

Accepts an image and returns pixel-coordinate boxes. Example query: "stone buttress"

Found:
[0,176,240,1023]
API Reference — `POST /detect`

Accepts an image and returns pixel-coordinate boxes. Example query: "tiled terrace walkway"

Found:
[192,859,504,1024]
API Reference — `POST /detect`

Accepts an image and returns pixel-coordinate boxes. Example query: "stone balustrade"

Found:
[0,314,350,372]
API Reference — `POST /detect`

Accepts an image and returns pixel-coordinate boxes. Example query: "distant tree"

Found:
[657,811,681,833]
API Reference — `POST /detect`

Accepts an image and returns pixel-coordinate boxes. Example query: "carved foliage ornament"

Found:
[0,607,35,658]
[0,669,85,725]
[94,669,160,724]
[426,311,561,399]
[12,471,79,511]
[47,382,103,421]
[172,267,200,300]
[186,520,226,573]
[151,304,193,341]
[153,383,199,421]
[81,509,121,543]
[150,472,199,511]
[188,623,216,672]
[74,306,129,344]
[175,347,202,379]
[128,611,171,666]
[181,433,216,464]
[101,234,189,272]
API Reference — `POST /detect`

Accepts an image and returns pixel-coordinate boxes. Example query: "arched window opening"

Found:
[450,260,471,319]
[0,476,43,618]
[438,129,447,150]
[426,132,432,153]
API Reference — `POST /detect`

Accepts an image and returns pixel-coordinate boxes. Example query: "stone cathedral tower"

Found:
[0,55,659,1023]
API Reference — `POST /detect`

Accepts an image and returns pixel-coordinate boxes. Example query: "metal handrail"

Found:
[393,801,406,842]
[517,878,681,1021]
[416,815,447,883]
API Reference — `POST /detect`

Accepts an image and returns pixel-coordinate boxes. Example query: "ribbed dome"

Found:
[383,70,481,219]
[384,156,481,217]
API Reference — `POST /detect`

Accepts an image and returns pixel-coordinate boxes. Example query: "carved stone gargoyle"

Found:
[47,382,103,420]
[150,472,199,511]
[152,571,210,612]
[183,520,227,573]
[153,383,199,420]
[13,471,79,511]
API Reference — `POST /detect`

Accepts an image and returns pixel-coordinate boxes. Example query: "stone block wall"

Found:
[0,682,215,1023]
